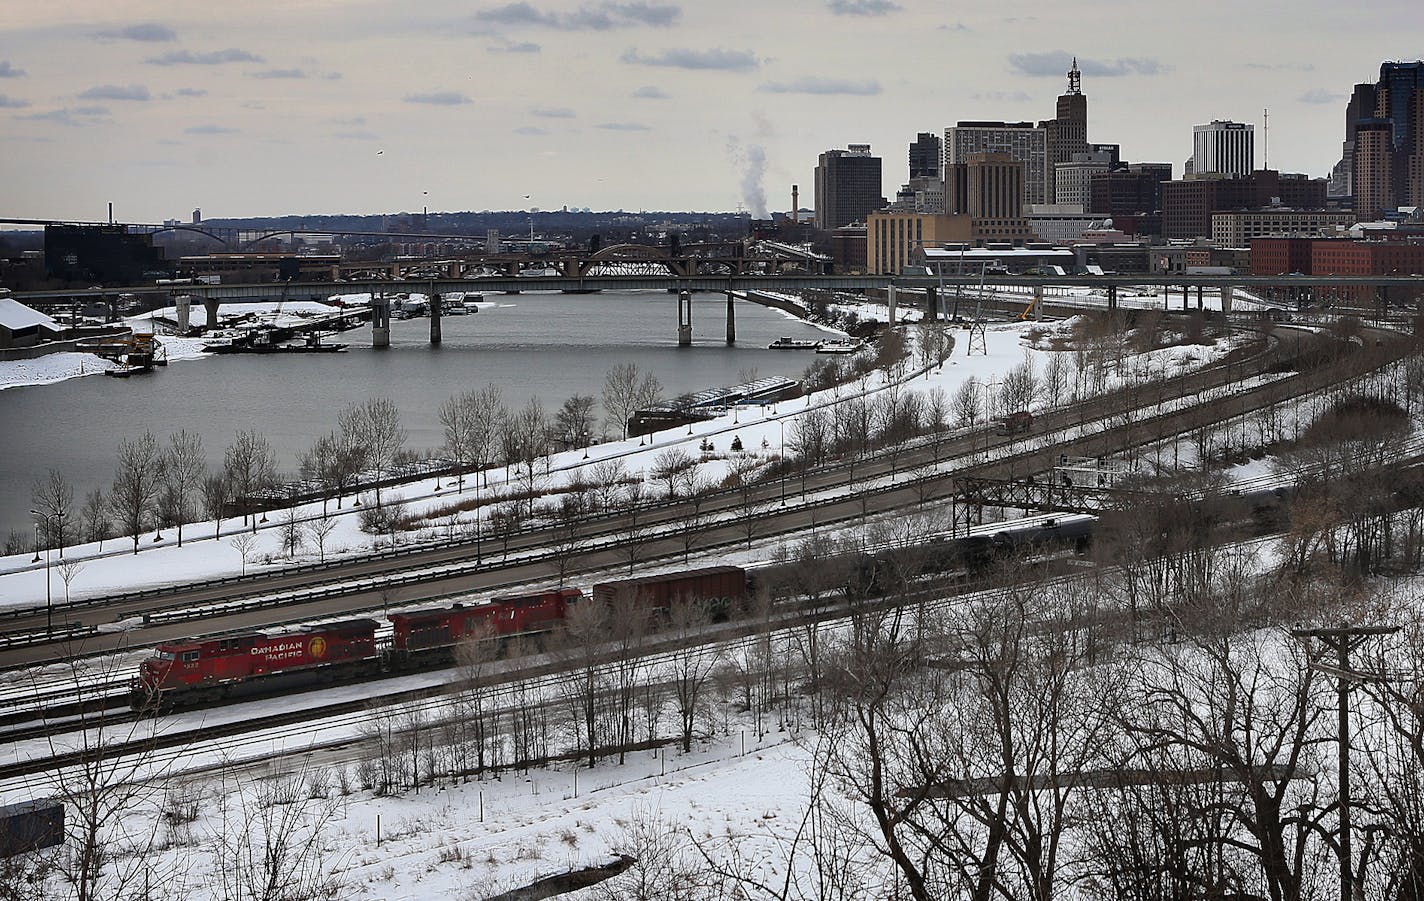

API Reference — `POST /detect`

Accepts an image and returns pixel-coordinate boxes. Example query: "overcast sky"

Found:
[1,0,1419,223]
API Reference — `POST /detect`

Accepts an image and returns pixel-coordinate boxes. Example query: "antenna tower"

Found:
[1067,57,1082,95]
[1263,108,1269,169]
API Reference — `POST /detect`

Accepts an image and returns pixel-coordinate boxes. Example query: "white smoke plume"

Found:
[727,138,769,217]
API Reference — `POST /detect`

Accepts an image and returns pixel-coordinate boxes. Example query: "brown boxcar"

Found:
[592,566,747,617]
[389,588,583,658]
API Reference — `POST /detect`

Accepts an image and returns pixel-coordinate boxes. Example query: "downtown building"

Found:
[1192,120,1255,177]
[1161,170,1327,239]
[945,121,1048,206]
[1348,61,1424,221]
[814,145,885,231]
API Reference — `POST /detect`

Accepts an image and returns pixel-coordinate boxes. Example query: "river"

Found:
[0,290,834,541]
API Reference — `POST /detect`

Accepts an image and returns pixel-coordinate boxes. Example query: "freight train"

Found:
[131,515,1109,711]
[130,567,748,709]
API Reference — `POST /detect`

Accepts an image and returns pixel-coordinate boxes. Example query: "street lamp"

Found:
[28,509,56,636]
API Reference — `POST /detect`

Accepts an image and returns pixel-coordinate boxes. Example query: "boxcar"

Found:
[0,799,64,858]
[592,566,747,617]
[388,588,583,663]
[131,618,380,707]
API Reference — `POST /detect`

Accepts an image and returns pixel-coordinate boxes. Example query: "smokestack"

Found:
[791,185,799,224]
[108,202,113,224]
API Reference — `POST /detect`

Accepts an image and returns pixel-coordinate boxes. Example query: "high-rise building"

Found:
[1192,120,1255,177]
[945,122,1047,206]
[1041,58,1089,204]
[814,145,884,231]
[1054,149,1117,207]
[1162,170,1327,239]
[909,133,941,180]
[1330,83,1376,198]
[1352,61,1424,221]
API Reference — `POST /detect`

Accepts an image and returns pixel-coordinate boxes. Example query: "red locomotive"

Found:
[133,618,380,706]
[132,568,747,710]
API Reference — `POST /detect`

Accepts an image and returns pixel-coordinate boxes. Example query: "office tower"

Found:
[1331,83,1376,198]
[1192,120,1255,177]
[909,133,941,179]
[1353,61,1424,221]
[945,121,1047,206]
[814,144,884,230]
[1042,58,1089,202]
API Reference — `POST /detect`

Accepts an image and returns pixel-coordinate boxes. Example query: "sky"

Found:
[0,0,1420,223]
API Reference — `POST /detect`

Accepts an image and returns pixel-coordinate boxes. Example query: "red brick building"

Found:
[1162,171,1329,239]
[1251,236,1424,303]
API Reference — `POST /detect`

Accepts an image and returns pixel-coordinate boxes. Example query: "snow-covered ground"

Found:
[0,317,1250,607]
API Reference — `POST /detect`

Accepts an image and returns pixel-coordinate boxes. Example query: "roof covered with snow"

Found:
[0,299,58,333]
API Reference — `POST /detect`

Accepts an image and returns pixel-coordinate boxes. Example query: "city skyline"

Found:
[1,0,1419,223]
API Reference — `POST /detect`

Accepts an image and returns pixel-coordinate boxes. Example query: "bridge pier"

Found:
[1197,285,1203,311]
[175,295,191,333]
[430,293,442,346]
[926,285,938,321]
[677,290,692,346]
[1107,284,1117,312]
[371,293,391,348]
[725,291,736,344]
[1221,285,1233,314]
[887,285,897,325]
[1032,285,1043,320]
[203,298,220,331]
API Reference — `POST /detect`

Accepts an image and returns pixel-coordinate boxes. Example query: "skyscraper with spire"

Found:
[1042,57,1089,203]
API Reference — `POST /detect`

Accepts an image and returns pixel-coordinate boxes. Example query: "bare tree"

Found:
[30,469,73,554]
[559,599,612,768]
[230,532,259,576]
[554,393,597,450]
[651,447,696,500]
[159,429,205,547]
[224,429,277,526]
[299,432,359,513]
[603,362,662,439]
[279,505,305,558]
[110,431,160,554]
[79,487,110,551]
[667,600,722,754]
[341,397,406,506]
[202,473,231,541]
[55,559,85,604]
[590,458,628,511]
[953,376,983,428]
[438,390,478,492]
[207,769,345,901]
[305,514,337,564]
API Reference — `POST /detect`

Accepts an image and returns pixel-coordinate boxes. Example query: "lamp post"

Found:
[28,509,55,636]
[982,380,999,464]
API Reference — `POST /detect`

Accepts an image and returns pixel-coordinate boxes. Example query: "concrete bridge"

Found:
[12,272,1424,349]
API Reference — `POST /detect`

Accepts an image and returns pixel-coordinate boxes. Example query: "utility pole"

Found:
[1291,624,1399,901]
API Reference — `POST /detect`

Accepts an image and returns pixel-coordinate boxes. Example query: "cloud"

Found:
[185,124,238,134]
[78,84,151,101]
[515,125,548,135]
[1008,50,1167,78]
[972,90,1032,102]
[174,88,207,97]
[532,107,575,118]
[0,94,31,109]
[488,39,541,53]
[826,0,901,15]
[620,47,759,71]
[333,130,380,140]
[632,85,668,99]
[476,2,680,30]
[1245,61,1314,72]
[759,77,880,95]
[95,23,176,42]
[938,21,969,31]
[405,91,472,105]
[329,116,366,126]
[147,48,263,66]
[18,106,111,126]
[1299,88,1344,105]
[596,121,651,131]
[249,68,308,79]
[0,61,26,78]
